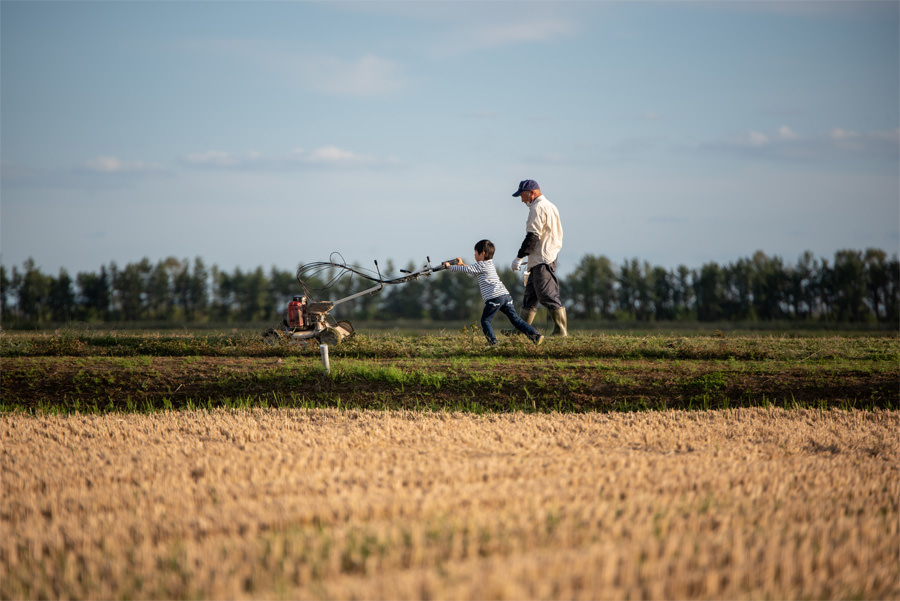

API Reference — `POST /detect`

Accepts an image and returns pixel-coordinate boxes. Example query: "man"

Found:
[510,179,567,336]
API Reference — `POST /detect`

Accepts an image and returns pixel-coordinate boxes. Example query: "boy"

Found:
[443,239,544,346]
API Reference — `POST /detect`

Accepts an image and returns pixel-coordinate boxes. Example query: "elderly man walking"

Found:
[510,179,567,336]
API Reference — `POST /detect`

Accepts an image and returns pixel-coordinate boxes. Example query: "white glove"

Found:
[511,257,523,271]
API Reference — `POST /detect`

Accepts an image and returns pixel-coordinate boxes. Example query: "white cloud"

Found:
[829,127,859,141]
[827,127,865,153]
[431,17,576,56]
[186,39,405,97]
[83,156,163,173]
[293,146,378,166]
[184,150,243,167]
[183,147,399,170]
[745,131,770,147]
[701,126,899,161]
[869,128,900,143]
[724,131,770,148]
[301,53,405,96]
[776,126,799,140]
[472,18,574,47]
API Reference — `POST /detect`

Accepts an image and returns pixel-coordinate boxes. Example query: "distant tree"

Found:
[694,262,727,321]
[885,254,900,323]
[635,260,655,321]
[789,251,818,320]
[727,258,754,320]
[568,254,616,319]
[832,250,870,322]
[651,266,677,321]
[617,258,638,319]
[864,248,891,322]
[235,267,269,321]
[211,265,270,321]
[48,269,76,323]
[173,257,209,321]
[1,264,12,322]
[209,265,230,321]
[815,258,835,321]
[14,259,51,323]
[749,251,789,321]
[146,258,179,320]
[618,258,654,320]
[76,266,111,322]
[1,247,896,326]
[113,259,152,321]
[673,265,696,319]
[190,258,211,320]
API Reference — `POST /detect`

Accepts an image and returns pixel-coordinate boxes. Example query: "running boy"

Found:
[443,239,544,346]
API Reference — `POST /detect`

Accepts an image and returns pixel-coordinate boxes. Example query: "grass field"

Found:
[2,328,897,413]
[1,328,898,599]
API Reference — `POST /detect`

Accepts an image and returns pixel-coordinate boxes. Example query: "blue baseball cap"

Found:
[512,179,540,197]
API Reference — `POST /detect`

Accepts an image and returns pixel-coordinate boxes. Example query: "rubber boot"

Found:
[521,308,538,325]
[550,307,568,337]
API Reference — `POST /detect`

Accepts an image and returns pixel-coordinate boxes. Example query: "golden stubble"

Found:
[2,407,898,600]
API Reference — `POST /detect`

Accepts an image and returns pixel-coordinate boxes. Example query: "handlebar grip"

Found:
[433,258,461,271]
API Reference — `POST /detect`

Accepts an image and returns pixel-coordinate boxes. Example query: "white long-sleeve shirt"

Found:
[525,195,563,265]
[448,259,509,301]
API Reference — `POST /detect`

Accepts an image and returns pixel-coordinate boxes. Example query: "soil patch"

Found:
[3,356,896,412]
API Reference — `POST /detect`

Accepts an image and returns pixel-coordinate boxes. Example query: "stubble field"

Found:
[1,329,898,599]
[3,407,898,600]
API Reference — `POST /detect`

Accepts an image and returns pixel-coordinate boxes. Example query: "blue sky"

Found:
[2,0,898,279]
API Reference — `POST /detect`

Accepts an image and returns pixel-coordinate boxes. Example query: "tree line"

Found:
[1,248,897,327]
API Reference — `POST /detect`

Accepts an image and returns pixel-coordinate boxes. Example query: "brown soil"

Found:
[2,356,896,412]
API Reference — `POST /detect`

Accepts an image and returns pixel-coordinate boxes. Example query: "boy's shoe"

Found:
[531,334,544,345]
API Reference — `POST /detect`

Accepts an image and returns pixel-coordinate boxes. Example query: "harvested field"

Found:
[2,407,898,600]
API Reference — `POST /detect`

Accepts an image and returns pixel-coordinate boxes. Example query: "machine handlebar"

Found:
[431,257,461,272]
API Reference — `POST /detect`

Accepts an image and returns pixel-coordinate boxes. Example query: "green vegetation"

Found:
[1,326,897,360]
[2,329,897,415]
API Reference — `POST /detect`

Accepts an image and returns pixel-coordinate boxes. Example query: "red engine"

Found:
[286,296,307,328]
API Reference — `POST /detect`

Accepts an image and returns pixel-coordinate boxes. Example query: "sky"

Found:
[2,0,898,280]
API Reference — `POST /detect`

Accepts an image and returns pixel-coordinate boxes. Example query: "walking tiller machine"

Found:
[263,254,459,346]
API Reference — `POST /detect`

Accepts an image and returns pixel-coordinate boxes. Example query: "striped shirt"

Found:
[448,259,509,301]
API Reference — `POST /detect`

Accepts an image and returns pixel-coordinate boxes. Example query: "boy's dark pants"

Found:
[481,294,539,344]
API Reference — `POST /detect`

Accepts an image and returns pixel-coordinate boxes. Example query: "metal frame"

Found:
[264,256,458,346]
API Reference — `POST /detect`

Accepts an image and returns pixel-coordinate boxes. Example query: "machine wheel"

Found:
[317,327,343,346]
[335,321,355,338]
[317,321,354,346]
